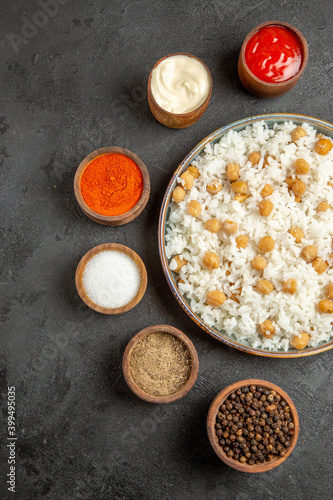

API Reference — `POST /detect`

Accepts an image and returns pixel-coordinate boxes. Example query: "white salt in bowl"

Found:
[75,243,147,314]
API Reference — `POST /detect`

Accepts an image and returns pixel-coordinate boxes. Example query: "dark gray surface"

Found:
[1,1,333,499]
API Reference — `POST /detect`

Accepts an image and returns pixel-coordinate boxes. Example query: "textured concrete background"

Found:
[1,0,333,499]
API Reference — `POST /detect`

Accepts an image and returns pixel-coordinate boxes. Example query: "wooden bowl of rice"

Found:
[159,113,333,358]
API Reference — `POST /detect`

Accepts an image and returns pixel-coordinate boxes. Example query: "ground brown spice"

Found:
[129,332,192,396]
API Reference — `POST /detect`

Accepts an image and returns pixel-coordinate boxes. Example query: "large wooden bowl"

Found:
[122,324,199,403]
[207,379,299,473]
[238,21,308,98]
[148,53,212,129]
[74,147,150,226]
[158,113,333,357]
[75,243,147,314]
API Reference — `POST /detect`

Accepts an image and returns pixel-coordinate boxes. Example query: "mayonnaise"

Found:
[150,55,211,114]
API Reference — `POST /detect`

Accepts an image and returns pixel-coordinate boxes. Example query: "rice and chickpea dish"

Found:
[165,121,333,351]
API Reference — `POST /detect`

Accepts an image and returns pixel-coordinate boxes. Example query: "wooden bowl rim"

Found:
[207,379,299,473]
[122,324,199,403]
[74,146,150,225]
[75,243,147,315]
[239,21,308,87]
[147,53,213,117]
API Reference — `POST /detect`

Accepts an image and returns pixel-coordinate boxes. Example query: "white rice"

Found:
[165,121,333,351]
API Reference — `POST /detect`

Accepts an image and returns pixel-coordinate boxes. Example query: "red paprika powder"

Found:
[80,153,143,216]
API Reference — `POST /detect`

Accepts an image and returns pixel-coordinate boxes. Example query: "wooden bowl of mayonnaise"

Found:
[148,53,212,129]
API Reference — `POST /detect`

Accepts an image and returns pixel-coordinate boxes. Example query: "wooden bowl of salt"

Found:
[75,243,147,314]
[122,324,199,403]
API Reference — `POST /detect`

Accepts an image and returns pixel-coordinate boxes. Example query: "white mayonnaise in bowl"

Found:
[148,53,212,129]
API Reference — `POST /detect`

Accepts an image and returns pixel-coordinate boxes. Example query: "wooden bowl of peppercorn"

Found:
[207,379,299,473]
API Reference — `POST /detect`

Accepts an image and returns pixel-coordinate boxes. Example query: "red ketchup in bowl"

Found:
[244,25,303,83]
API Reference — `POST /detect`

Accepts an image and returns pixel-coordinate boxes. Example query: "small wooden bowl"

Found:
[238,21,308,98]
[74,147,150,226]
[122,324,199,403]
[148,53,212,129]
[207,379,299,473]
[75,243,147,314]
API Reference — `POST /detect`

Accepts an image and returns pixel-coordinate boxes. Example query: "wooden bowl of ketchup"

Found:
[238,21,308,98]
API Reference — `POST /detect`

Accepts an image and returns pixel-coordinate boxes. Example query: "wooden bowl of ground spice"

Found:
[207,379,299,473]
[74,147,150,226]
[122,325,199,403]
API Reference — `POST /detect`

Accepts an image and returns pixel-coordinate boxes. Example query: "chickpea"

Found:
[172,186,186,203]
[283,279,297,295]
[290,332,310,350]
[261,184,274,198]
[186,165,200,178]
[187,200,202,217]
[288,226,304,243]
[222,220,238,234]
[226,163,240,181]
[317,202,331,212]
[291,126,306,143]
[259,320,275,338]
[236,235,248,249]
[292,180,306,197]
[207,290,226,306]
[255,279,274,295]
[180,171,194,190]
[314,138,333,156]
[203,251,220,270]
[312,257,328,275]
[251,255,267,271]
[206,179,222,194]
[205,218,222,233]
[325,284,333,300]
[301,245,318,262]
[235,194,248,202]
[259,236,275,253]
[172,255,187,273]
[263,155,276,168]
[259,199,274,217]
[231,181,247,194]
[294,158,310,175]
[284,177,298,189]
[318,299,333,314]
[248,151,261,166]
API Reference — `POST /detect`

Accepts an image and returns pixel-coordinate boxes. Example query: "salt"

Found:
[82,250,141,308]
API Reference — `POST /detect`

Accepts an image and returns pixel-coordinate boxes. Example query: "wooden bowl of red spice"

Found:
[74,147,150,226]
[207,379,299,473]
[238,21,308,98]
[122,324,199,403]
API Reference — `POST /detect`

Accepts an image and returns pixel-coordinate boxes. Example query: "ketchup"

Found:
[245,25,303,83]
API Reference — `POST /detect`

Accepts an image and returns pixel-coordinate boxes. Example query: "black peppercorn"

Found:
[215,385,295,466]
